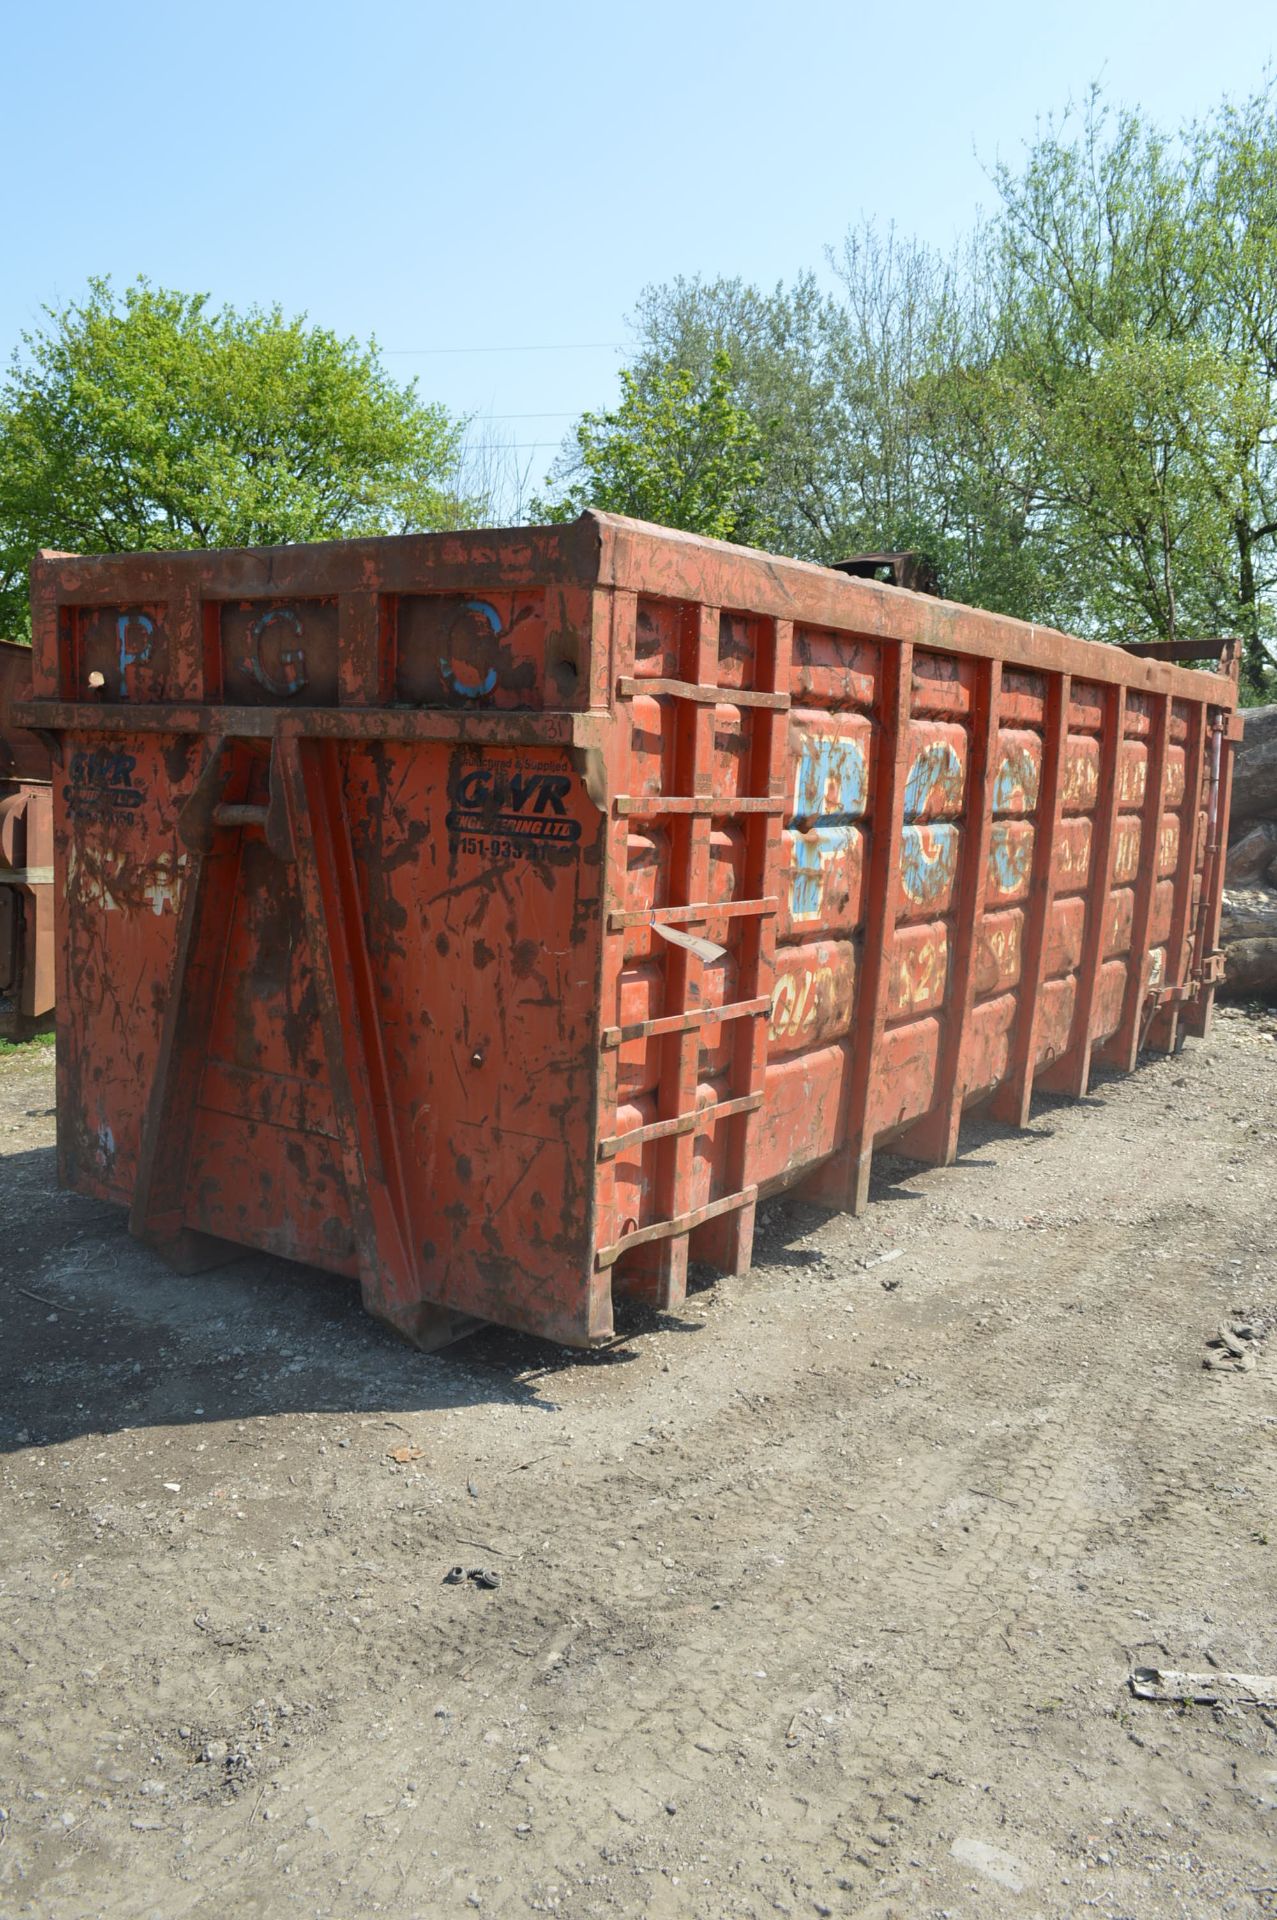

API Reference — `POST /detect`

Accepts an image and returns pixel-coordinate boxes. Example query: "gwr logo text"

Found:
[446,763,582,859]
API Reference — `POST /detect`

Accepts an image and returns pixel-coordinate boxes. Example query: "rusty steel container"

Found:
[0,639,55,1035]
[20,516,1239,1347]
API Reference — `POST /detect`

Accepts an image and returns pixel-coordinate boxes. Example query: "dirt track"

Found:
[1,1010,1275,1920]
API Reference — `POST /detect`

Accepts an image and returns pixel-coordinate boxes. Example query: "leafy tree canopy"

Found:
[545,85,1277,699]
[532,350,769,546]
[0,277,476,636]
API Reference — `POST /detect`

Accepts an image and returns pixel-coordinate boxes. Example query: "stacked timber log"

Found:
[1222,705,1277,997]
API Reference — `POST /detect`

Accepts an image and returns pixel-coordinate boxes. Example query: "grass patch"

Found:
[0,1029,56,1056]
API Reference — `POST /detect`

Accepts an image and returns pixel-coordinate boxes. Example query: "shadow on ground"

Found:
[0,1076,1084,1457]
[1,1143,830,1456]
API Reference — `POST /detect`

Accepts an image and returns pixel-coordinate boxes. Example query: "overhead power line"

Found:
[385,342,625,355]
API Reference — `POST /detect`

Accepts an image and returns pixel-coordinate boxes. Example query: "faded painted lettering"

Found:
[65,748,145,820]
[993,742,1041,815]
[891,931,947,1015]
[899,823,958,906]
[245,607,308,697]
[66,844,188,916]
[446,759,581,860]
[904,741,963,821]
[1118,748,1148,807]
[787,734,867,924]
[979,915,1023,991]
[987,821,1034,899]
[1062,738,1100,811]
[770,962,833,1045]
[768,945,856,1051]
[440,600,502,698]
[1113,821,1142,883]
[116,611,154,686]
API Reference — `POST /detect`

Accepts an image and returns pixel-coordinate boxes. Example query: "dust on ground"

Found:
[1,1010,1275,1920]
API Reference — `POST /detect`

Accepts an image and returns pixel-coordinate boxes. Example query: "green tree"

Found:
[611,241,1064,618]
[623,273,845,555]
[823,222,1068,618]
[533,349,770,544]
[989,88,1277,692]
[0,277,476,636]
[588,88,1277,695]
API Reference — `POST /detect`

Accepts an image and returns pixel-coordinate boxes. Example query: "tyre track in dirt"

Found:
[3,1011,1276,1919]
[96,1227,1272,1920]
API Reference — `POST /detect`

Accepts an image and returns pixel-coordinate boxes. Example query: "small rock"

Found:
[950,1837,1029,1893]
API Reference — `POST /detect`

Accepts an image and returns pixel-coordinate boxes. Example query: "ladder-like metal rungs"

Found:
[595,1187,760,1270]
[597,1091,763,1161]
[614,794,786,817]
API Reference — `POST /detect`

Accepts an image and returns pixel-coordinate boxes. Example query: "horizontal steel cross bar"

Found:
[607,897,779,931]
[597,1092,764,1160]
[15,700,611,753]
[617,676,791,710]
[595,1187,759,1269]
[600,995,772,1050]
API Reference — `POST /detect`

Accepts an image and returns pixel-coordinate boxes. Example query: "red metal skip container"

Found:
[20,515,1239,1347]
[0,639,55,1035]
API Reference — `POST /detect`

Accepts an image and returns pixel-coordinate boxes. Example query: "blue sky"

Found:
[2,0,1273,505]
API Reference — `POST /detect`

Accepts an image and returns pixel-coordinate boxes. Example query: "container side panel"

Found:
[345,741,605,1337]
[868,671,980,1141]
[165,740,607,1338]
[57,733,196,1198]
[219,599,340,706]
[1037,684,1127,1095]
[394,591,550,708]
[187,1113,358,1271]
[600,598,793,1284]
[32,521,1240,1346]
[1026,698,1103,1081]
[181,821,350,1264]
[752,1044,850,1193]
[74,605,173,704]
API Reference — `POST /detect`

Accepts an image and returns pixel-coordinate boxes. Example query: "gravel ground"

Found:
[1,1008,1275,1920]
